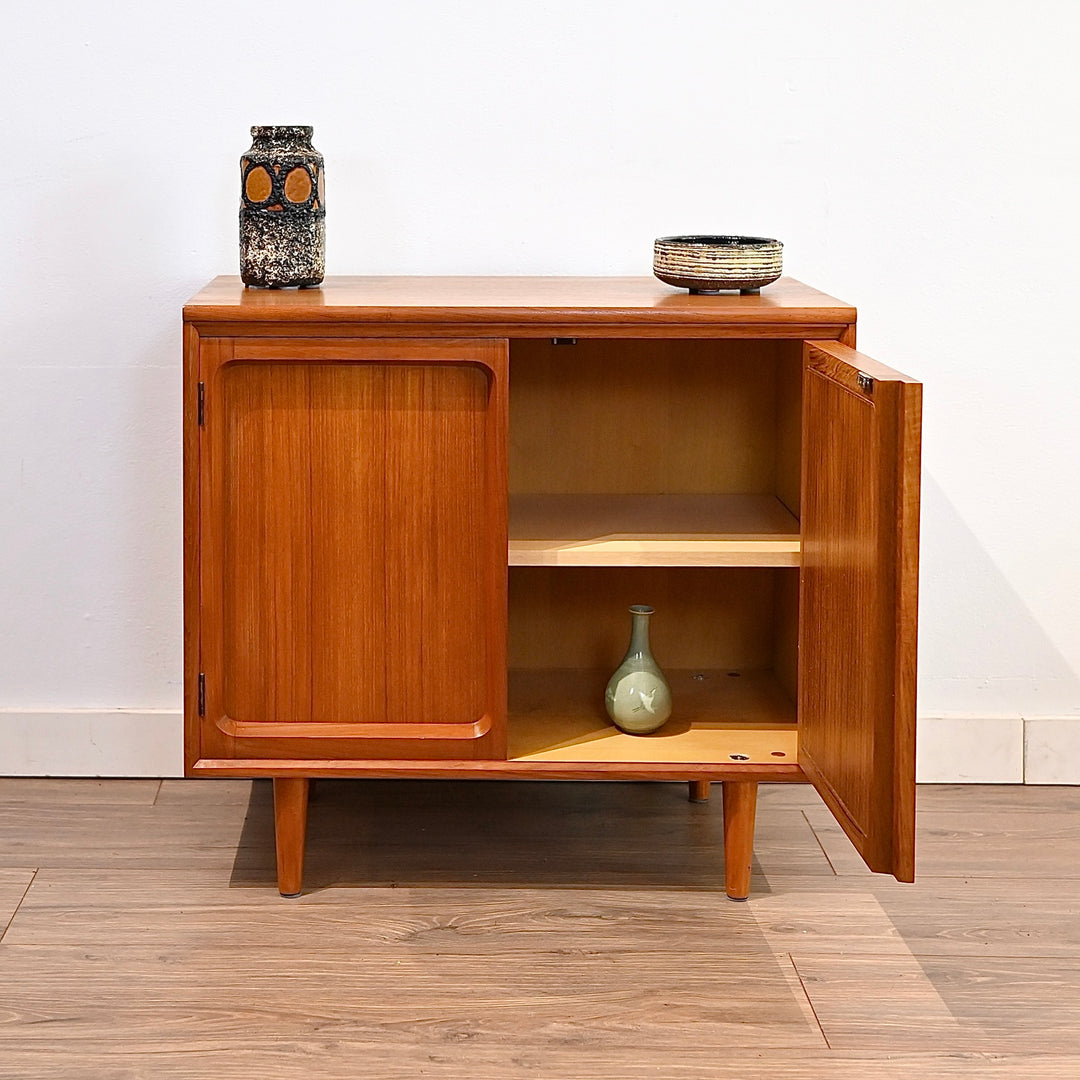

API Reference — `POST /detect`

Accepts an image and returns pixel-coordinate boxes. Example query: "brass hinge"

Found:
[197,382,205,425]
[198,673,206,717]
[857,371,874,395]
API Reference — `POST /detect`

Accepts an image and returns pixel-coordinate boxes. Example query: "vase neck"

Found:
[627,605,654,658]
[250,125,313,150]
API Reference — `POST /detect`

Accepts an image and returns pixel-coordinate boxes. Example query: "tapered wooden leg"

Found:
[689,780,711,803]
[722,780,758,902]
[274,777,309,898]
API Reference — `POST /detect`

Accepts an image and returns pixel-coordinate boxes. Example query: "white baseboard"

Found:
[916,715,1080,785]
[1024,717,1080,784]
[916,716,1025,783]
[0,710,183,777]
[0,709,1077,783]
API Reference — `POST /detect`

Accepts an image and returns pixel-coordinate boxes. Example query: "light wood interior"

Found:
[774,566,800,705]
[509,668,797,763]
[509,566,798,671]
[508,493,799,566]
[509,338,802,504]
[508,566,799,764]
[507,337,804,765]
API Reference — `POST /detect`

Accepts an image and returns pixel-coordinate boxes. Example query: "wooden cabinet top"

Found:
[184,276,856,332]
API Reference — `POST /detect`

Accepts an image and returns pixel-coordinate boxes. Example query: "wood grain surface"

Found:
[508,493,800,567]
[273,777,308,895]
[509,337,800,499]
[508,668,796,763]
[508,565,797,672]
[182,322,202,772]
[0,778,161,805]
[196,337,508,760]
[807,802,1080,879]
[2,780,1080,1077]
[723,780,758,899]
[182,280,910,900]
[3,1049,1080,1080]
[0,869,35,940]
[17,1050,1080,1080]
[798,342,921,881]
[184,275,857,332]
[792,953,1080,1052]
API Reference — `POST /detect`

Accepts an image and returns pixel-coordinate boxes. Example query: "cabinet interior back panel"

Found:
[220,361,489,728]
[509,339,797,499]
[509,566,798,676]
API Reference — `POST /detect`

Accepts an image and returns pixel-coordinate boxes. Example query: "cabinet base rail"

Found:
[193,758,803,782]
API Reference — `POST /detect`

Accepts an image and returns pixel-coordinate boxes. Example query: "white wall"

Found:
[1,1,1078,778]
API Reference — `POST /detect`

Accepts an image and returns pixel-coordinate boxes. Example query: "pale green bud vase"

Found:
[605,605,673,735]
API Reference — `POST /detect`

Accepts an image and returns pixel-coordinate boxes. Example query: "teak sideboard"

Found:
[183,276,921,900]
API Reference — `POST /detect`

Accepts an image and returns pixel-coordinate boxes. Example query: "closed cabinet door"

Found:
[193,338,508,764]
[799,341,922,882]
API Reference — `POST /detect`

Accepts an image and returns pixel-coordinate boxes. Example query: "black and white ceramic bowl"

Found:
[653,235,783,294]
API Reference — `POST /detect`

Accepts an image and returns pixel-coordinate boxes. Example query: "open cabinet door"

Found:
[799,341,921,881]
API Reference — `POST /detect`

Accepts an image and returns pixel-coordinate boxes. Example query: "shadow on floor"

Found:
[229,778,761,893]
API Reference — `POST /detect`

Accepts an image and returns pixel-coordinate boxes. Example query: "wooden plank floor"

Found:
[1,780,1079,1077]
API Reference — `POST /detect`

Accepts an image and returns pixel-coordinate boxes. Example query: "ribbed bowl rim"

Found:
[655,235,782,248]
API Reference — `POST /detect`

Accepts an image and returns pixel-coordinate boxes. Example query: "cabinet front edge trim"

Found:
[190,758,807,782]
[185,320,855,342]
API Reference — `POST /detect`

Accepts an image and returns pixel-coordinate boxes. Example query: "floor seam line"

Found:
[0,868,38,943]
[802,809,838,875]
[788,952,831,1050]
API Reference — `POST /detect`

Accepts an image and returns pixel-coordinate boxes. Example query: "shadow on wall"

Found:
[919,475,1080,717]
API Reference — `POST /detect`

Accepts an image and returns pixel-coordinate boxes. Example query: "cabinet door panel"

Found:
[382,365,489,728]
[199,339,507,761]
[307,363,387,725]
[223,361,314,727]
[799,341,921,882]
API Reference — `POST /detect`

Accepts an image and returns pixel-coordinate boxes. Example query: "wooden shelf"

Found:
[508,668,797,764]
[508,494,800,567]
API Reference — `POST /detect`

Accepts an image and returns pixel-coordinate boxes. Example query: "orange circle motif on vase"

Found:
[284,167,312,203]
[245,166,273,203]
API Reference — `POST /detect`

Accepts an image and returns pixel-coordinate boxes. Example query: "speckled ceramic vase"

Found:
[240,126,325,288]
[605,605,673,735]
